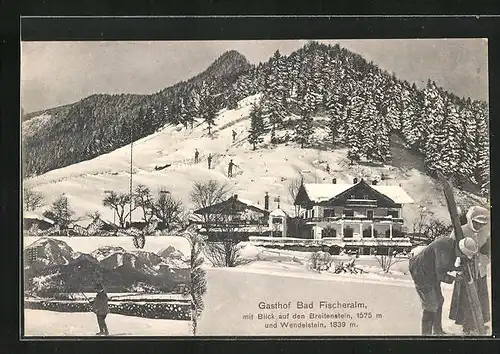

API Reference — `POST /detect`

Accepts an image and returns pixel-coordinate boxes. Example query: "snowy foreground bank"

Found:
[24,265,465,337]
[24,309,191,336]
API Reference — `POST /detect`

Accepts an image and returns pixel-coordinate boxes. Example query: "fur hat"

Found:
[459,237,479,259]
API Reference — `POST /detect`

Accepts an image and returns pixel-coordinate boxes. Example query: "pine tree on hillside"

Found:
[345,95,364,164]
[423,81,446,172]
[248,103,265,150]
[434,98,462,176]
[295,84,315,148]
[472,101,489,193]
[199,82,218,135]
[401,84,425,150]
[326,90,347,145]
[456,99,477,185]
[261,50,288,141]
[226,86,239,110]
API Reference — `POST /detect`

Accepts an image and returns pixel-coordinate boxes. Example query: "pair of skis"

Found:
[436,171,486,335]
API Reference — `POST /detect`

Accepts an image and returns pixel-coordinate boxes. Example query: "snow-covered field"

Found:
[23,94,484,229]
[24,309,191,336]
[196,267,462,336]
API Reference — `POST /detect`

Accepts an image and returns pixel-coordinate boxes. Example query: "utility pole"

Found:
[129,117,134,227]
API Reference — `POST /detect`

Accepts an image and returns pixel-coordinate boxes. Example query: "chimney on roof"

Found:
[233,194,238,200]
[264,192,269,210]
[332,178,337,184]
[353,177,358,184]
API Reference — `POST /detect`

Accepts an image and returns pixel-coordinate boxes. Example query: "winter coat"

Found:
[92,290,109,315]
[450,206,490,278]
[409,236,457,287]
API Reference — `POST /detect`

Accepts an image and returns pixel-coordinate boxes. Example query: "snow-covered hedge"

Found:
[25,300,191,320]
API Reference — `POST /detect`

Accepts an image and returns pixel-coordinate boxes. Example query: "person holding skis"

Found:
[207,153,213,169]
[194,149,200,163]
[409,235,478,335]
[91,283,109,336]
[449,205,490,334]
[227,159,236,178]
[232,129,237,142]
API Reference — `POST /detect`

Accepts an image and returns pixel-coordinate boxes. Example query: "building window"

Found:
[366,210,374,219]
[321,227,337,238]
[311,209,315,218]
[387,210,399,218]
[344,209,354,217]
[324,209,335,218]
[272,217,283,224]
[362,226,372,238]
[343,226,354,238]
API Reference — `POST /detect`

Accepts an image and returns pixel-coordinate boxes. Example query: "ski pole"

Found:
[81,292,92,304]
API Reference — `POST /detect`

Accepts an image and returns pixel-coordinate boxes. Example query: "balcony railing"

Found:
[189,219,267,227]
[345,199,378,208]
[306,215,404,224]
[248,236,412,247]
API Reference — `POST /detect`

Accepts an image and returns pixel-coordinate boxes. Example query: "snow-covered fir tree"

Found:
[295,83,315,148]
[261,50,288,142]
[434,98,462,176]
[199,82,218,135]
[472,101,489,194]
[423,81,446,172]
[456,99,477,185]
[247,103,265,150]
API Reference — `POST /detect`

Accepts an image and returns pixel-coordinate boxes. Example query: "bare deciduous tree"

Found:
[190,179,231,230]
[202,211,248,267]
[102,191,136,228]
[153,190,184,231]
[134,184,154,223]
[23,185,45,211]
[45,194,75,230]
[204,239,245,268]
[412,206,453,243]
[287,174,304,216]
[374,250,403,273]
[87,210,101,221]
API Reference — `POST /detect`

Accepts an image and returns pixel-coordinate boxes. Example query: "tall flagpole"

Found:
[129,118,133,227]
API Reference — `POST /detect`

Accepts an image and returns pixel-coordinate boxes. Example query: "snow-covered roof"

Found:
[303,184,353,202]
[303,182,414,204]
[23,211,55,224]
[371,185,414,204]
[238,198,269,214]
[270,208,289,217]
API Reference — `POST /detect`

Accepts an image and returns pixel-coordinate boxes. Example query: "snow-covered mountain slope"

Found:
[24,94,485,229]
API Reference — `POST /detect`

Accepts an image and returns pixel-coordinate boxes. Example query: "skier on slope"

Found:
[228,159,238,178]
[326,163,330,173]
[194,149,200,163]
[409,235,478,335]
[91,283,109,336]
[448,206,490,334]
[232,129,237,142]
[207,153,213,169]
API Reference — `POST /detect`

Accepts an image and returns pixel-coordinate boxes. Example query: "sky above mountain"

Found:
[21,39,488,113]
